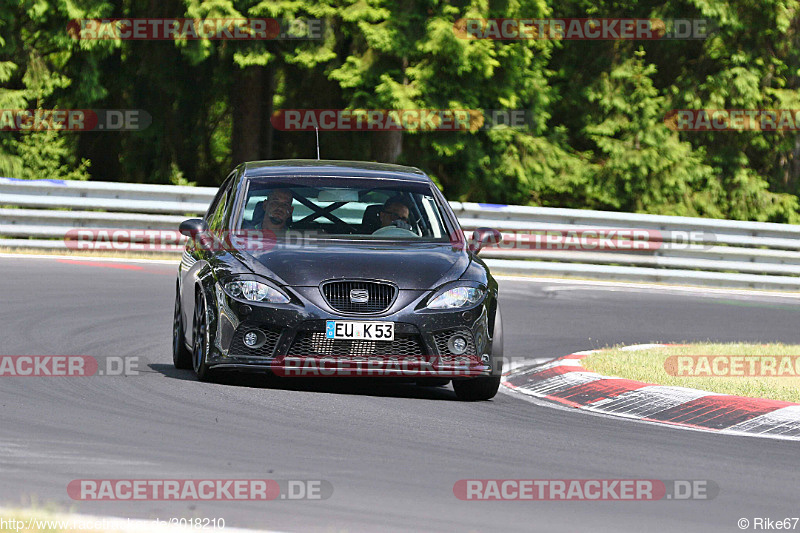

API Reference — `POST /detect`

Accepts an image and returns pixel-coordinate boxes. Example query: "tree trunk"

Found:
[231,66,263,166]
[370,130,403,163]
[259,64,276,160]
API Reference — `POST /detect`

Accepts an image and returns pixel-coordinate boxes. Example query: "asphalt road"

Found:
[1,256,799,532]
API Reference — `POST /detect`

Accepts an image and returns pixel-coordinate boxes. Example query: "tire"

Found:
[452,375,501,401]
[452,303,503,401]
[192,288,216,382]
[172,287,193,369]
[490,302,503,373]
[417,378,451,387]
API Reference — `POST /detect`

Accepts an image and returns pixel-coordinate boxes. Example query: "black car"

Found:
[172,160,504,400]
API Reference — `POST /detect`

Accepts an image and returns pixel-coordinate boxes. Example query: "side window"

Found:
[208,179,233,233]
[421,196,444,238]
[205,172,236,222]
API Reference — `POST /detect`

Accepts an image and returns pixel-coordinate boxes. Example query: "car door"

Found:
[180,172,236,332]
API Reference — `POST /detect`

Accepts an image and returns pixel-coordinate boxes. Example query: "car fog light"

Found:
[448,335,468,355]
[244,331,259,347]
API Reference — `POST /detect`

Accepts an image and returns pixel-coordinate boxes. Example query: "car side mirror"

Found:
[179,218,208,237]
[469,227,502,254]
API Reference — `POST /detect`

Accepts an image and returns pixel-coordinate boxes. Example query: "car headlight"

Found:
[426,286,485,309]
[223,280,290,303]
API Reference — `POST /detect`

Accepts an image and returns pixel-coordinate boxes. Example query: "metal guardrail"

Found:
[1,177,799,290]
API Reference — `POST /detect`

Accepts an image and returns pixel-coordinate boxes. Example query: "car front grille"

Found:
[288,332,425,357]
[228,327,281,357]
[321,280,397,314]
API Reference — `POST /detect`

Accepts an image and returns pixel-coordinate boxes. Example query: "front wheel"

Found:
[453,302,503,401]
[172,288,193,370]
[453,376,501,401]
[192,289,216,382]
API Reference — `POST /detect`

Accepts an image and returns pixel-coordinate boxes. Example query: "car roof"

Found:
[242,159,431,183]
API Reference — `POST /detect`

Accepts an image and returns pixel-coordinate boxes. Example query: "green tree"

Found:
[584,49,724,217]
[0,0,115,180]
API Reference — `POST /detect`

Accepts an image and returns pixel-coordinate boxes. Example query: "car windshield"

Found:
[238,177,452,241]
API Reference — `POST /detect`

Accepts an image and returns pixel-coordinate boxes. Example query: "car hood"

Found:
[235,241,470,289]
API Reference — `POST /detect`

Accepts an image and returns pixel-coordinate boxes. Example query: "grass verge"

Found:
[580,343,800,403]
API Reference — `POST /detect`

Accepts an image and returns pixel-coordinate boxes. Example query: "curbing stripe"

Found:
[507,368,602,396]
[522,372,604,398]
[502,363,580,387]
[645,395,795,430]
[501,344,800,440]
[586,385,718,419]
[722,405,800,437]
[547,378,649,406]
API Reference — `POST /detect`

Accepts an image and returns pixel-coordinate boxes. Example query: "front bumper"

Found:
[206,283,496,378]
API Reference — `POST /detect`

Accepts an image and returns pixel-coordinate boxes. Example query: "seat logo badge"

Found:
[350,289,369,303]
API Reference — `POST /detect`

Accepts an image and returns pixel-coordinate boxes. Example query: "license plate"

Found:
[325,321,394,341]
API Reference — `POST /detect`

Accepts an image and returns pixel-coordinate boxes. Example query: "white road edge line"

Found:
[495,274,800,299]
[0,253,178,265]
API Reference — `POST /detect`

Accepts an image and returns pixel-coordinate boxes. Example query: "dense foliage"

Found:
[1,0,799,222]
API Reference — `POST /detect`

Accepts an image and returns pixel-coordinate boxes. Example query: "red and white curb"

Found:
[501,345,800,440]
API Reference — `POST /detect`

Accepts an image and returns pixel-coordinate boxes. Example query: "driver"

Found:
[372,196,417,236]
[378,197,410,229]
[258,189,294,231]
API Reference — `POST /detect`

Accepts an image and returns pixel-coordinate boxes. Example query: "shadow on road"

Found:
[148,363,460,401]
